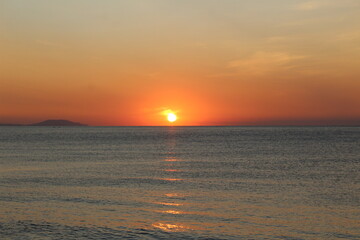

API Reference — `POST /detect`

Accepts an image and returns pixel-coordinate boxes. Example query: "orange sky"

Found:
[1,0,360,126]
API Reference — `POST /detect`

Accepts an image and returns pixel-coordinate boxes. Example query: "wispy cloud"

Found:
[335,31,360,42]
[228,51,307,76]
[143,107,179,116]
[295,1,323,11]
[294,0,359,11]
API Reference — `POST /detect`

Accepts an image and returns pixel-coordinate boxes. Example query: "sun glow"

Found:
[167,113,177,123]
[159,108,179,125]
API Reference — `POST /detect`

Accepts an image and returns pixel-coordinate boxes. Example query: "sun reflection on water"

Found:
[154,202,183,206]
[150,127,193,233]
[165,193,185,198]
[161,210,182,215]
[164,158,181,162]
[152,222,188,232]
[165,169,181,172]
[159,178,183,181]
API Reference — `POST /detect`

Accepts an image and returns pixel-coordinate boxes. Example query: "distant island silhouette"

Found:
[0,120,87,126]
[31,120,87,126]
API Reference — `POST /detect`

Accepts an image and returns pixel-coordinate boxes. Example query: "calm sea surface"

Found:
[0,126,359,239]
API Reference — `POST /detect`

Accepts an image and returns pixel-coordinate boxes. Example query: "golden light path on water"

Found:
[154,202,183,207]
[152,222,188,232]
[164,169,181,172]
[151,128,193,232]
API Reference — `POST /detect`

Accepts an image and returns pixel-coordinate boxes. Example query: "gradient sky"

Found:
[1,0,360,125]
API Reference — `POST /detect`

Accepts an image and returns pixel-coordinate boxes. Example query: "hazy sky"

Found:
[1,0,360,125]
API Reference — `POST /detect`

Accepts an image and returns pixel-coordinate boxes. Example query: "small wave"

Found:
[0,220,233,240]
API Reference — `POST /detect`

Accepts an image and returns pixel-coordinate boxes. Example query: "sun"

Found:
[167,113,177,123]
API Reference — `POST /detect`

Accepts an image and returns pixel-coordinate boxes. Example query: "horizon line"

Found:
[1,124,359,127]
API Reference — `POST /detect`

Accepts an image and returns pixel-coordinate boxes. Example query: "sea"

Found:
[0,126,359,239]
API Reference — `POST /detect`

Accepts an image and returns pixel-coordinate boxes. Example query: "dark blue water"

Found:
[0,127,359,239]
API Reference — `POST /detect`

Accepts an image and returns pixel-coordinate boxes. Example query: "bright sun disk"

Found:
[167,113,177,123]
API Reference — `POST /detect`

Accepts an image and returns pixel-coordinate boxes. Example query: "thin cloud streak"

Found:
[294,0,359,11]
[228,52,307,76]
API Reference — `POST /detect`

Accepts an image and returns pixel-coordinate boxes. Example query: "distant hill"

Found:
[30,119,87,126]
